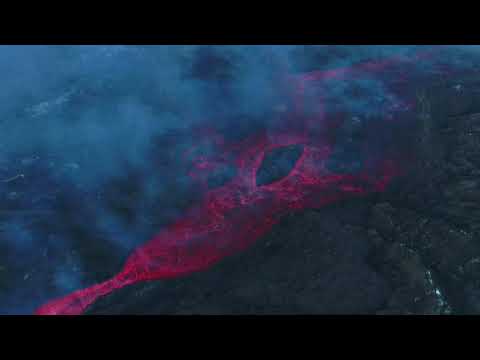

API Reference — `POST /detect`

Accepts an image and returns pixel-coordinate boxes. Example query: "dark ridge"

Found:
[256,144,304,187]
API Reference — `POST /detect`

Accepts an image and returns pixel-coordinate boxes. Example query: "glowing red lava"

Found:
[34,49,447,315]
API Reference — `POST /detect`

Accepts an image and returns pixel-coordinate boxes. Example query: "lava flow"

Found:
[35,48,455,315]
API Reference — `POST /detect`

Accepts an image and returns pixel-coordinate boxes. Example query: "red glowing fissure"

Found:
[34,50,444,315]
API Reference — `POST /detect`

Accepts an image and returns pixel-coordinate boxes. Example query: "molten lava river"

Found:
[35,48,459,315]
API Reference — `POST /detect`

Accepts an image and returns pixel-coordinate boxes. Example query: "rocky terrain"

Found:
[2,46,480,315]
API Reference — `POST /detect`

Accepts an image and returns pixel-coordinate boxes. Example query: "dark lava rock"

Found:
[256,144,304,186]
[86,209,390,314]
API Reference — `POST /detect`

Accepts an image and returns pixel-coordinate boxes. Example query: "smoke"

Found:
[1,45,479,314]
